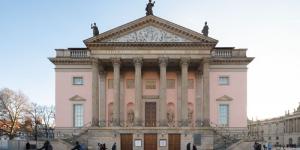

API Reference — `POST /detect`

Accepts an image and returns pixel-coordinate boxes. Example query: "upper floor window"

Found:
[219,104,229,126]
[188,79,194,89]
[145,80,156,89]
[126,79,135,89]
[73,77,83,85]
[108,79,113,89]
[219,76,229,85]
[167,79,175,89]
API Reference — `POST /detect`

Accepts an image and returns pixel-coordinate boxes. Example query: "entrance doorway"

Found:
[144,133,157,150]
[168,134,181,150]
[121,134,133,150]
[145,102,156,127]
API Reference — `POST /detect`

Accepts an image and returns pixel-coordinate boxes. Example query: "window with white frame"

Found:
[74,104,84,127]
[73,77,83,85]
[218,76,229,85]
[219,104,229,126]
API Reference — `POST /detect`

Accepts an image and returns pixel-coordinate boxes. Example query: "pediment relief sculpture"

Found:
[103,26,191,42]
[69,95,86,101]
[216,95,233,101]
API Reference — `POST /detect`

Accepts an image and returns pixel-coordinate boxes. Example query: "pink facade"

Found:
[209,70,248,127]
[55,71,93,127]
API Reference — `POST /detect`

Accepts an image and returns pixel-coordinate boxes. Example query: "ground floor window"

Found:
[74,104,84,127]
[219,104,229,126]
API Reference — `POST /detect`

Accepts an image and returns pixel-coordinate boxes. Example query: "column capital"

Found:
[111,57,121,66]
[98,65,106,75]
[158,57,168,67]
[91,58,99,65]
[202,57,210,64]
[180,57,190,66]
[133,57,143,66]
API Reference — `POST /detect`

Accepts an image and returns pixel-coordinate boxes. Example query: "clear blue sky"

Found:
[0,0,299,119]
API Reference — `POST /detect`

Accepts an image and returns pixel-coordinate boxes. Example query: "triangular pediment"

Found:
[216,95,233,101]
[84,15,218,44]
[69,95,86,101]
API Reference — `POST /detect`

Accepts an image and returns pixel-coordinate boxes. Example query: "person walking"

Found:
[26,141,30,150]
[38,140,53,150]
[112,142,116,150]
[186,143,191,150]
[192,144,197,150]
[71,141,82,150]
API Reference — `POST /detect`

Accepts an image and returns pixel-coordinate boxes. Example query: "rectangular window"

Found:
[108,79,113,89]
[167,79,175,89]
[219,104,229,126]
[74,104,84,127]
[73,77,83,85]
[219,76,229,85]
[126,79,135,89]
[145,80,156,89]
[188,79,194,89]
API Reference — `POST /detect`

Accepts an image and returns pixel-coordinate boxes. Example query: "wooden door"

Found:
[145,102,156,127]
[144,134,157,150]
[121,134,133,150]
[168,134,181,150]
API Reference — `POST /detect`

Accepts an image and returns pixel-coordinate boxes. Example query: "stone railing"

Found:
[211,48,247,58]
[55,49,90,58]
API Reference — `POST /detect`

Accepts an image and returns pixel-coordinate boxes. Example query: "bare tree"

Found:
[0,88,29,139]
[40,105,55,138]
[27,103,43,140]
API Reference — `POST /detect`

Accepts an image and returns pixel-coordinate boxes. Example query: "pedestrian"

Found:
[71,141,82,150]
[38,140,53,150]
[112,142,116,150]
[26,141,30,150]
[192,144,197,150]
[102,143,107,150]
[267,142,272,150]
[186,143,191,150]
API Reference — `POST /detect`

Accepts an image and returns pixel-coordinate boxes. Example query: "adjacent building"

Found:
[248,103,300,147]
[49,14,253,150]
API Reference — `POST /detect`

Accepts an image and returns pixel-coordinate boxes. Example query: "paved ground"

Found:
[230,142,253,150]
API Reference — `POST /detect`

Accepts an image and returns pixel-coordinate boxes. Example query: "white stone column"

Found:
[112,58,121,126]
[99,66,106,127]
[180,57,190,126]
[202,58,210,126]
[159,57,168,126]
[176,71,181,127]
[91,59,99,126]
[195,66,203,127]
[133,57,143,126]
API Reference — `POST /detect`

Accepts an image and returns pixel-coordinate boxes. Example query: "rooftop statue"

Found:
[146,0,155,16]
[91,22,99,36]
[202,21,209,36]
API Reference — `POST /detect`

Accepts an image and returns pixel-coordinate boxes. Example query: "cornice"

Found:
[86,42,216,48]
[209,57,254,65]
[48,57,93,65]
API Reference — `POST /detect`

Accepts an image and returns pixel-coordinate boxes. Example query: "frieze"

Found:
[104,26,191,42]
